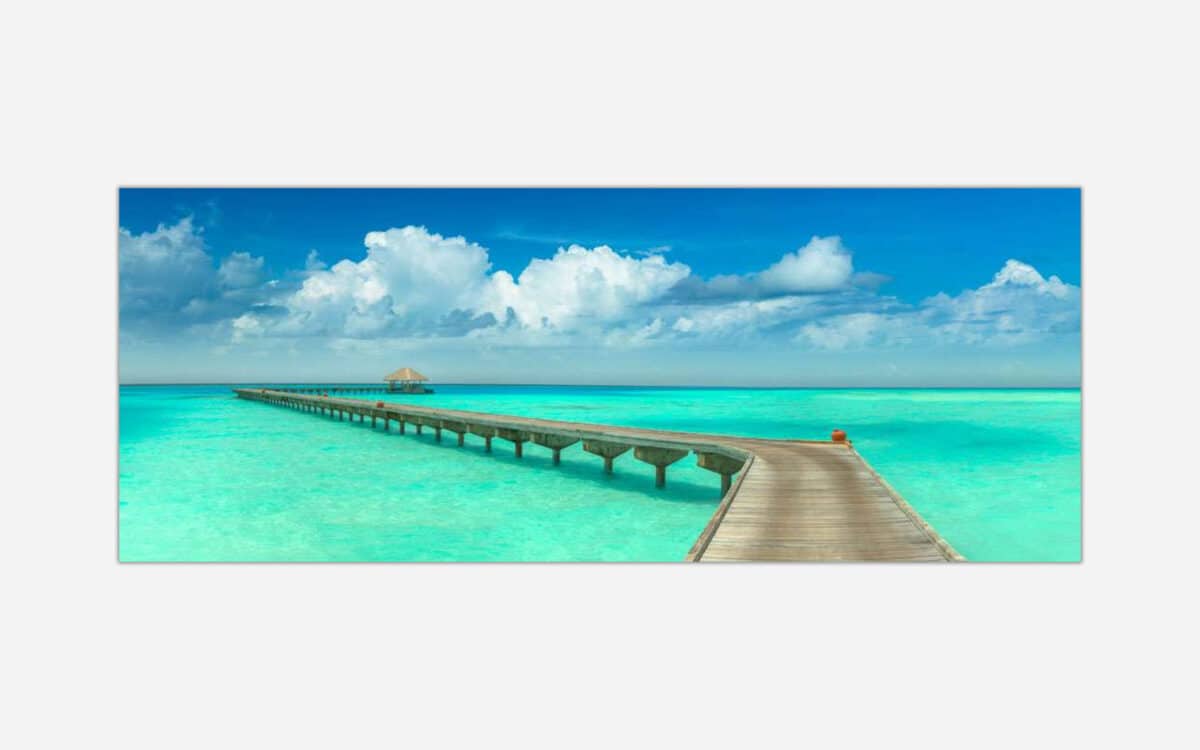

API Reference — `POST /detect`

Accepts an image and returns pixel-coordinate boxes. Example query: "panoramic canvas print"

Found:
[118,187,1081,562]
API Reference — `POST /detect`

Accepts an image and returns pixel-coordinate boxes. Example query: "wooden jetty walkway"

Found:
[264,385,413,395]
[234,388,963,562]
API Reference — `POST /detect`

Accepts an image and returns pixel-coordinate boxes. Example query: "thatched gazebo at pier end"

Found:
[385,367,432,394]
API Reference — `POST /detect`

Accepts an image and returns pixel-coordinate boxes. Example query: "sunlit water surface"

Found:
[119,385,1080,561]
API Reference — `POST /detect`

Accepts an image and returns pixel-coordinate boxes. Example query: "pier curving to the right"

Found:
[234,388,963,562]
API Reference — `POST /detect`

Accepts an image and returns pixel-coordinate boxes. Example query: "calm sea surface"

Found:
[118,385,1081,562]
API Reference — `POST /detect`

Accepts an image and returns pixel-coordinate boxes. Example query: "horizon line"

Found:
[119,381,1082,390]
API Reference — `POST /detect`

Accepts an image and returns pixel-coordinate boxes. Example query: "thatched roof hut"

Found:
[384,367,429,383]
[384,367,432,393]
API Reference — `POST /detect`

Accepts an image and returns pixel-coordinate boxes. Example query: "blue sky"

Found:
[118,188,1080,386]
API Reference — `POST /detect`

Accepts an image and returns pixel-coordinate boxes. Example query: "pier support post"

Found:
[496,428,529,458]
[633,446,689,488]
[695,451,748,497]
[583,440,632,475]
[469,425,497,453]
[383,418,389,432]
[372,416,377,428]
[435,426,442,442]
[441,421,467,447]
[416,423,422,435]
[531,433,579,466]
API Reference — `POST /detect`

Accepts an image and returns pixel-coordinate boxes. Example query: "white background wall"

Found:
[2,1,1195,748]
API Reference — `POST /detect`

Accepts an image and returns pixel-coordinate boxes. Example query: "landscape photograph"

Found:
[118,187,1081,562]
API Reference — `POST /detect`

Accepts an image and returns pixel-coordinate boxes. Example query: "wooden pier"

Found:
[234,388,963,562]
[265,385,419,395]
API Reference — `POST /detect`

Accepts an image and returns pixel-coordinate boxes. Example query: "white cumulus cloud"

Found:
[119,217,214,316]
[481,245,690,331]
[119,217,270,330]
[797,259,1080,350]
[798,312,889,350]
[665,296,823,338]
[129,220,1077,360]
[217,251,265,290]
[920,259,1079,344]
[265,226,494,338]
[243,227,691,340]
[672,235,864,301]
[755,235,855,293]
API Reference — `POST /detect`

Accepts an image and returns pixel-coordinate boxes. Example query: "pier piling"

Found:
[583,440,632,474]
[495,428,529,458]
[531,433,579,465]
[696,451,748,496]
[633,446,689,488]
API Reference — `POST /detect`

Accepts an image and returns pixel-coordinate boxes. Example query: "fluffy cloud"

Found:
[240,227,691,340]
[670,235,864,301]
[239,229,873,344]
[798,312,891,350]
[756,235,855,293]
[481,245,690,330]
[602,317,669,348]
[796,260,1080,350]
[262,227,495,338]
[665,296,824,338]
[217,252,265,289]
[919,259,1079,345]
[119,217,214,317]
[119,217,270,331]
[121,219,1078,359]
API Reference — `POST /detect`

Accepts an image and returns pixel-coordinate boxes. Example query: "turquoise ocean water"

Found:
[118,385,1081,562]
